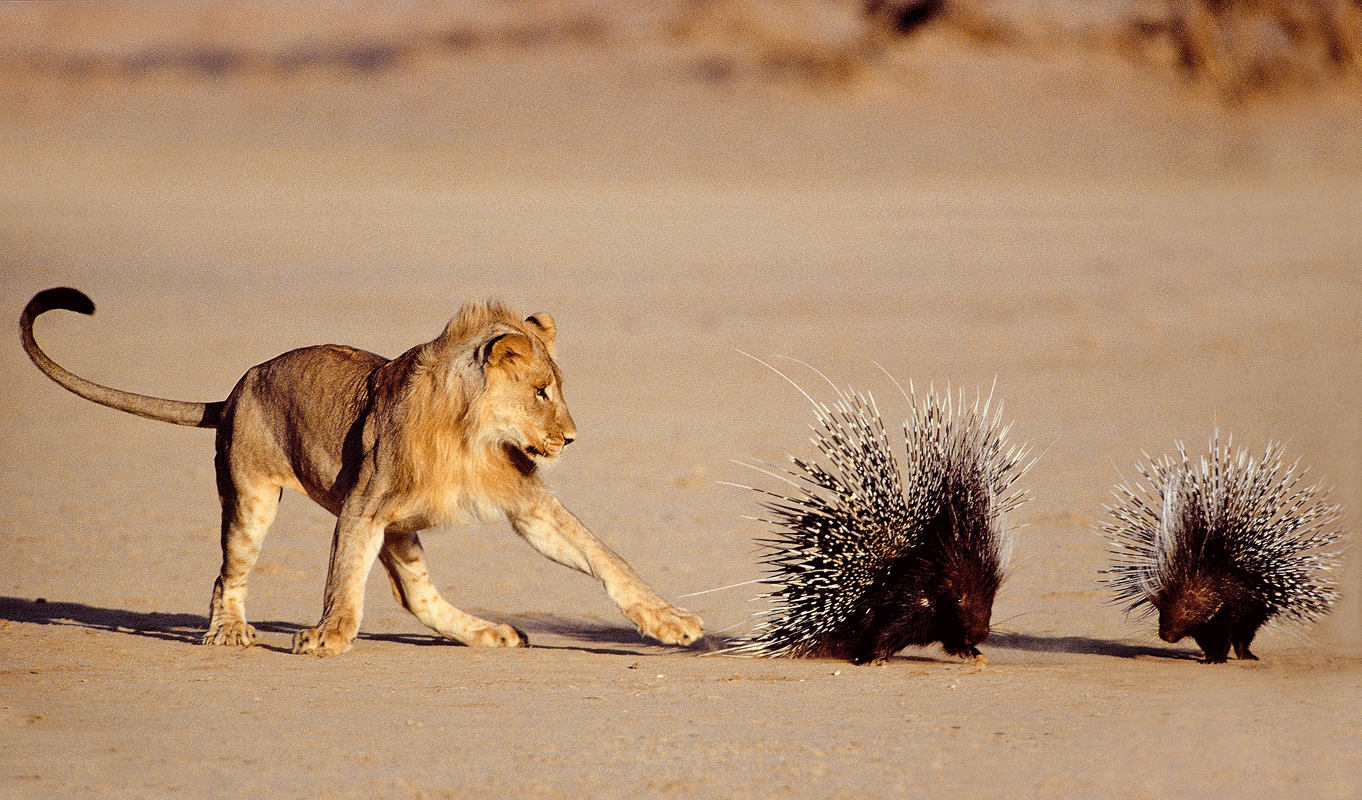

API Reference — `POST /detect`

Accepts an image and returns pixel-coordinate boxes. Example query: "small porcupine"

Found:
[1102,433,1344,663]
[728,365,1029,665]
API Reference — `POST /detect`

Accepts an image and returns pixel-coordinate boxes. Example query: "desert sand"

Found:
[2,2,1360,798]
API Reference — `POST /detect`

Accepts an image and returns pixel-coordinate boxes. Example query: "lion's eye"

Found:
[535,386,549,401]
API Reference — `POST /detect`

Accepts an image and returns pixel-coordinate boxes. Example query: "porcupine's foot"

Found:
[1230,616,1263,661]
[624,601,704,645]
[943,644,984,661]
[1193,630,1232,664]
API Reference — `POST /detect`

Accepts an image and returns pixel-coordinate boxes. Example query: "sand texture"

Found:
[2,2,1360,798]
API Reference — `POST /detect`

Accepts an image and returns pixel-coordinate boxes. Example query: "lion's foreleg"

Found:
[379,530,528,648]
[508,494,704,646]
[292,512,385,656]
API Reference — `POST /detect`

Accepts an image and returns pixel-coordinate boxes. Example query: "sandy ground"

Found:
[2,5,1361,798]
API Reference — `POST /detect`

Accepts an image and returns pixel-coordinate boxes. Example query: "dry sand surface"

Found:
[2,3,1361,798]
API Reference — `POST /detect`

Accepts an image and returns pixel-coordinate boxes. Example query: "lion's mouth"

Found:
[522,441,562,460]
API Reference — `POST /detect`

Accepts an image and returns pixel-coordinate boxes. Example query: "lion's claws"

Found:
[626,603,705,646]
[292,624,355,657]
[202,620,256,647]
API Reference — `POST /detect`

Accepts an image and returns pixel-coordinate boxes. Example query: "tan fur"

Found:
[21,289,704,656]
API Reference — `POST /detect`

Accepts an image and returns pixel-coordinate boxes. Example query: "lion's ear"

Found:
[484,333,533,370]
[524,313,556,356]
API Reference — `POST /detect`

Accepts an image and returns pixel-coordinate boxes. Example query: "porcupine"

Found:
[1102,433,1344,663]
[728,365,1029,665]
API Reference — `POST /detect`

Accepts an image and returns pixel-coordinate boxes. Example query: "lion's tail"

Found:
[21,287,222,428]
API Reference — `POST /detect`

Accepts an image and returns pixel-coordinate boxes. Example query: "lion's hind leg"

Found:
[379,529,528,648]
[203,479,280,647]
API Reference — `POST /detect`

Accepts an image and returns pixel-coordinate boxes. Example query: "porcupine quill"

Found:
[727,361,1030,664]
[1102,433,1345,663]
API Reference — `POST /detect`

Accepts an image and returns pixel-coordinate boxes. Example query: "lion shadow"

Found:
[493,612,671,656]
[0,596,209,644]
[0,596,654,656]
[6,597,1176,659]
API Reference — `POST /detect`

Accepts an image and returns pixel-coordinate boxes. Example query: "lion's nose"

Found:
[562,430,576,446]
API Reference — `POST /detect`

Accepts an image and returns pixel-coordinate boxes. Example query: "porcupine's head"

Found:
[1103,434,1344,657]
[931,480,1007,655]
[1151,566,1232,645]
[1137,477,1234,644]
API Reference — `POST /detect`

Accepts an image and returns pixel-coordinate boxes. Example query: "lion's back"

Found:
[241,344,386,414]
[218,344,389,503]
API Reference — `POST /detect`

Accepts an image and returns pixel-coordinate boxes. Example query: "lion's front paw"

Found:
[625,602,704,646]
[292,622,356,657]
[466,623,530,649]
[202,619,256,647]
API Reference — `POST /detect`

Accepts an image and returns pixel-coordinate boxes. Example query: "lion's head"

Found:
[476,313,577,465]
[380,302,581,525]
[409,302,577,468]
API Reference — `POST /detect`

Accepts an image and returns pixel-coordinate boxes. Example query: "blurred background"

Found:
[3,0,1361,171]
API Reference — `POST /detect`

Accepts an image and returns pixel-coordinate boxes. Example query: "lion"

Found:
[20,287,704,656]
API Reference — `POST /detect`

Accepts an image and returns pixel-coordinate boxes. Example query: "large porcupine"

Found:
[728,366,1029,665]
[1102,434,1345,663]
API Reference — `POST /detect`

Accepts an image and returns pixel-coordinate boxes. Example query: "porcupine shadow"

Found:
[710,629,1197,662]
[986,631,1200,660]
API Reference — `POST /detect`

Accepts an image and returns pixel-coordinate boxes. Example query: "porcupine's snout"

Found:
[1155,581,1219,644]
[934,588,995,658]
[1157,599,1197,643]
[1156,604,1184,643]
[959,599,992,647]
[1157,619,1185,644]
[965,619,990,647]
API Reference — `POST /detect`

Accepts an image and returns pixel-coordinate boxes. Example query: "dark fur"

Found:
[828,479,1001,664]
[1150,502,1269,663]
[1154,571,1268,663]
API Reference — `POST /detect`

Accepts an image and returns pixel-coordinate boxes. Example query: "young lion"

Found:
[20,287,704,656]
